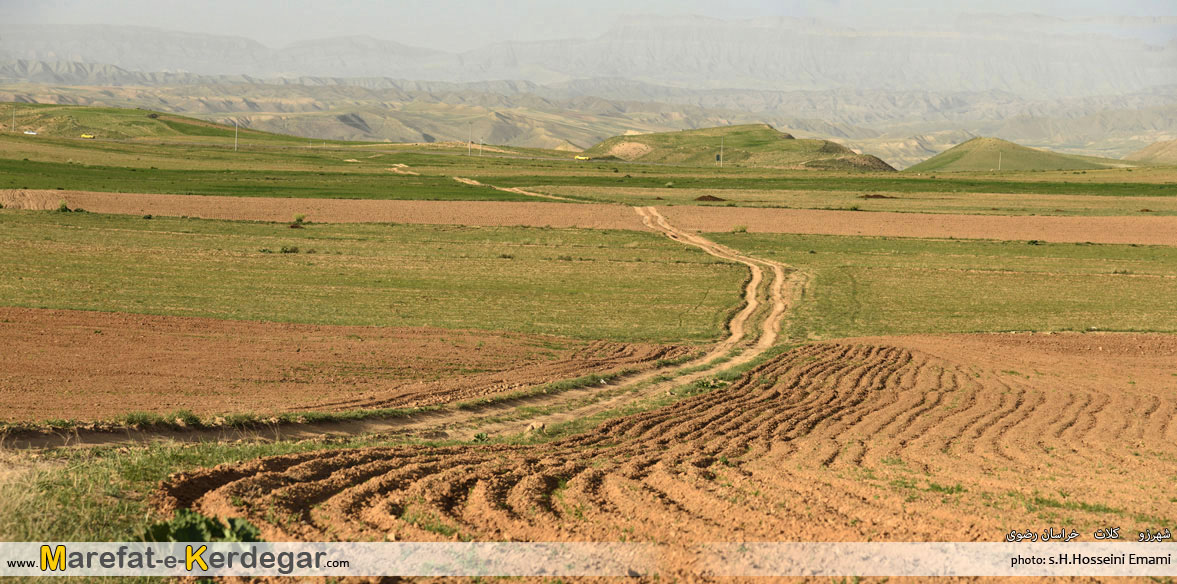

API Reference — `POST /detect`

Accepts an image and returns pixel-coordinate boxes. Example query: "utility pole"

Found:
[233,118,239,152]
[467,122,472,156]
[479,138,483,156]
[719,137,724,168]
[11,103,15,132]
[998,151,1002,172]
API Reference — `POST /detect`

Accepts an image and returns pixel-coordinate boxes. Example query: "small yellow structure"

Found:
[574,155,590,160]
[80,133,95,139]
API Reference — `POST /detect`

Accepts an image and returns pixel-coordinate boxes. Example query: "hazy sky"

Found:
[10,0,1175,50]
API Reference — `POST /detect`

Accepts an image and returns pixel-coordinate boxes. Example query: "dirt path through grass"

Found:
[4,208,800,448]
[451,176,578,202]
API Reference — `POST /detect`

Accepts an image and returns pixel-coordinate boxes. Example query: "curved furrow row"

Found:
[157,332,1177,576]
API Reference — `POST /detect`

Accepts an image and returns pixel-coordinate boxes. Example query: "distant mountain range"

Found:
[3,18,1173,97]
[1,17,1174,168]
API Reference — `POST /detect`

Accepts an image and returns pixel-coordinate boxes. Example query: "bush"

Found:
[279,246,299,254]
[731,225,748,233]
[56,201,71,213]
[140,509,262,543]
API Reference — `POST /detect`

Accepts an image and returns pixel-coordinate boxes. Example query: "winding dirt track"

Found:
[158,332,1177,580]
[451,177,577,202]
[4,208,797,448]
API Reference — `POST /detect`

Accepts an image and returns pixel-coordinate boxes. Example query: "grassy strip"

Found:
[479,174,1177,197]
[0,405,439,435]
[0,157,541,201]
[712,232,1177,339]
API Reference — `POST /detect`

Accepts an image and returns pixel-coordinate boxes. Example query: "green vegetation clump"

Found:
[140,509,262,542]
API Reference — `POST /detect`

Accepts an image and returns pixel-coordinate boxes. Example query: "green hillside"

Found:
[907,137,1133,173]
[582,124,895,171]
[2,102,311,144]
[1125,140,1177,165]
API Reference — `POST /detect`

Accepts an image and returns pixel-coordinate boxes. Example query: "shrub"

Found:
[56,201,71,213]
[279,246,299,254]
[731,225,748,233]
[140,509,262,543]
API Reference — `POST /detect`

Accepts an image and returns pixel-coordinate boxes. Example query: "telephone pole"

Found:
[11,103,15,132]
[719,137,724,168]
[467,122,472,156]
[997,151,1002,172]
[233,118,239,152]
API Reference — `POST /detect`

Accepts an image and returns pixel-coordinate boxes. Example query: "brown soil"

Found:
[157,332,1177,576]
[606,141,653,160]
[660,205,1177,245]
[0,307,689,422]
[693,194,726,202]
[0,190,644,230]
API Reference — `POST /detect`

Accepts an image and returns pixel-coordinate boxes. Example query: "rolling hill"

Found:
[906,137,1133,173]
[3,102,301,143]
[1126,140,1177,165]
[583,125,895,171]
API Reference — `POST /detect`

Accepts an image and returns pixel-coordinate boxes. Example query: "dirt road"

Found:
[3,208,798,448]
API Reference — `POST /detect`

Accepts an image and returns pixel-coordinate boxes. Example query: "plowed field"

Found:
[159,333,1177,571]
[0,189,645,230]
[660,205,1177,245]
[0,307,690,422]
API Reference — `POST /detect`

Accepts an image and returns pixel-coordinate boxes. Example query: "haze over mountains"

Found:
[1,14,1174,167]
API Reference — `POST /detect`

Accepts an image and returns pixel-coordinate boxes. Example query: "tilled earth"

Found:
[0,190,647,230]
[0,307,691,422]
[158,332,1177,579]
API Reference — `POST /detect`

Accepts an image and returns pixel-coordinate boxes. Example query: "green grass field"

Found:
[907,137,1131,173]
[0,210,743,342]
[711,232,1177,340]
[582,124,893,170]
[0,157,541,201]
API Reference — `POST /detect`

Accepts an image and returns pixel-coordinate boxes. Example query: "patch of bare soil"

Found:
[387,164,419,175]
[606,141,653,160]
[660,205,1177,245]
[694,194,726,202]
[0,307,688,422]
[158,333,1177,579]
[0,190,645,230]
